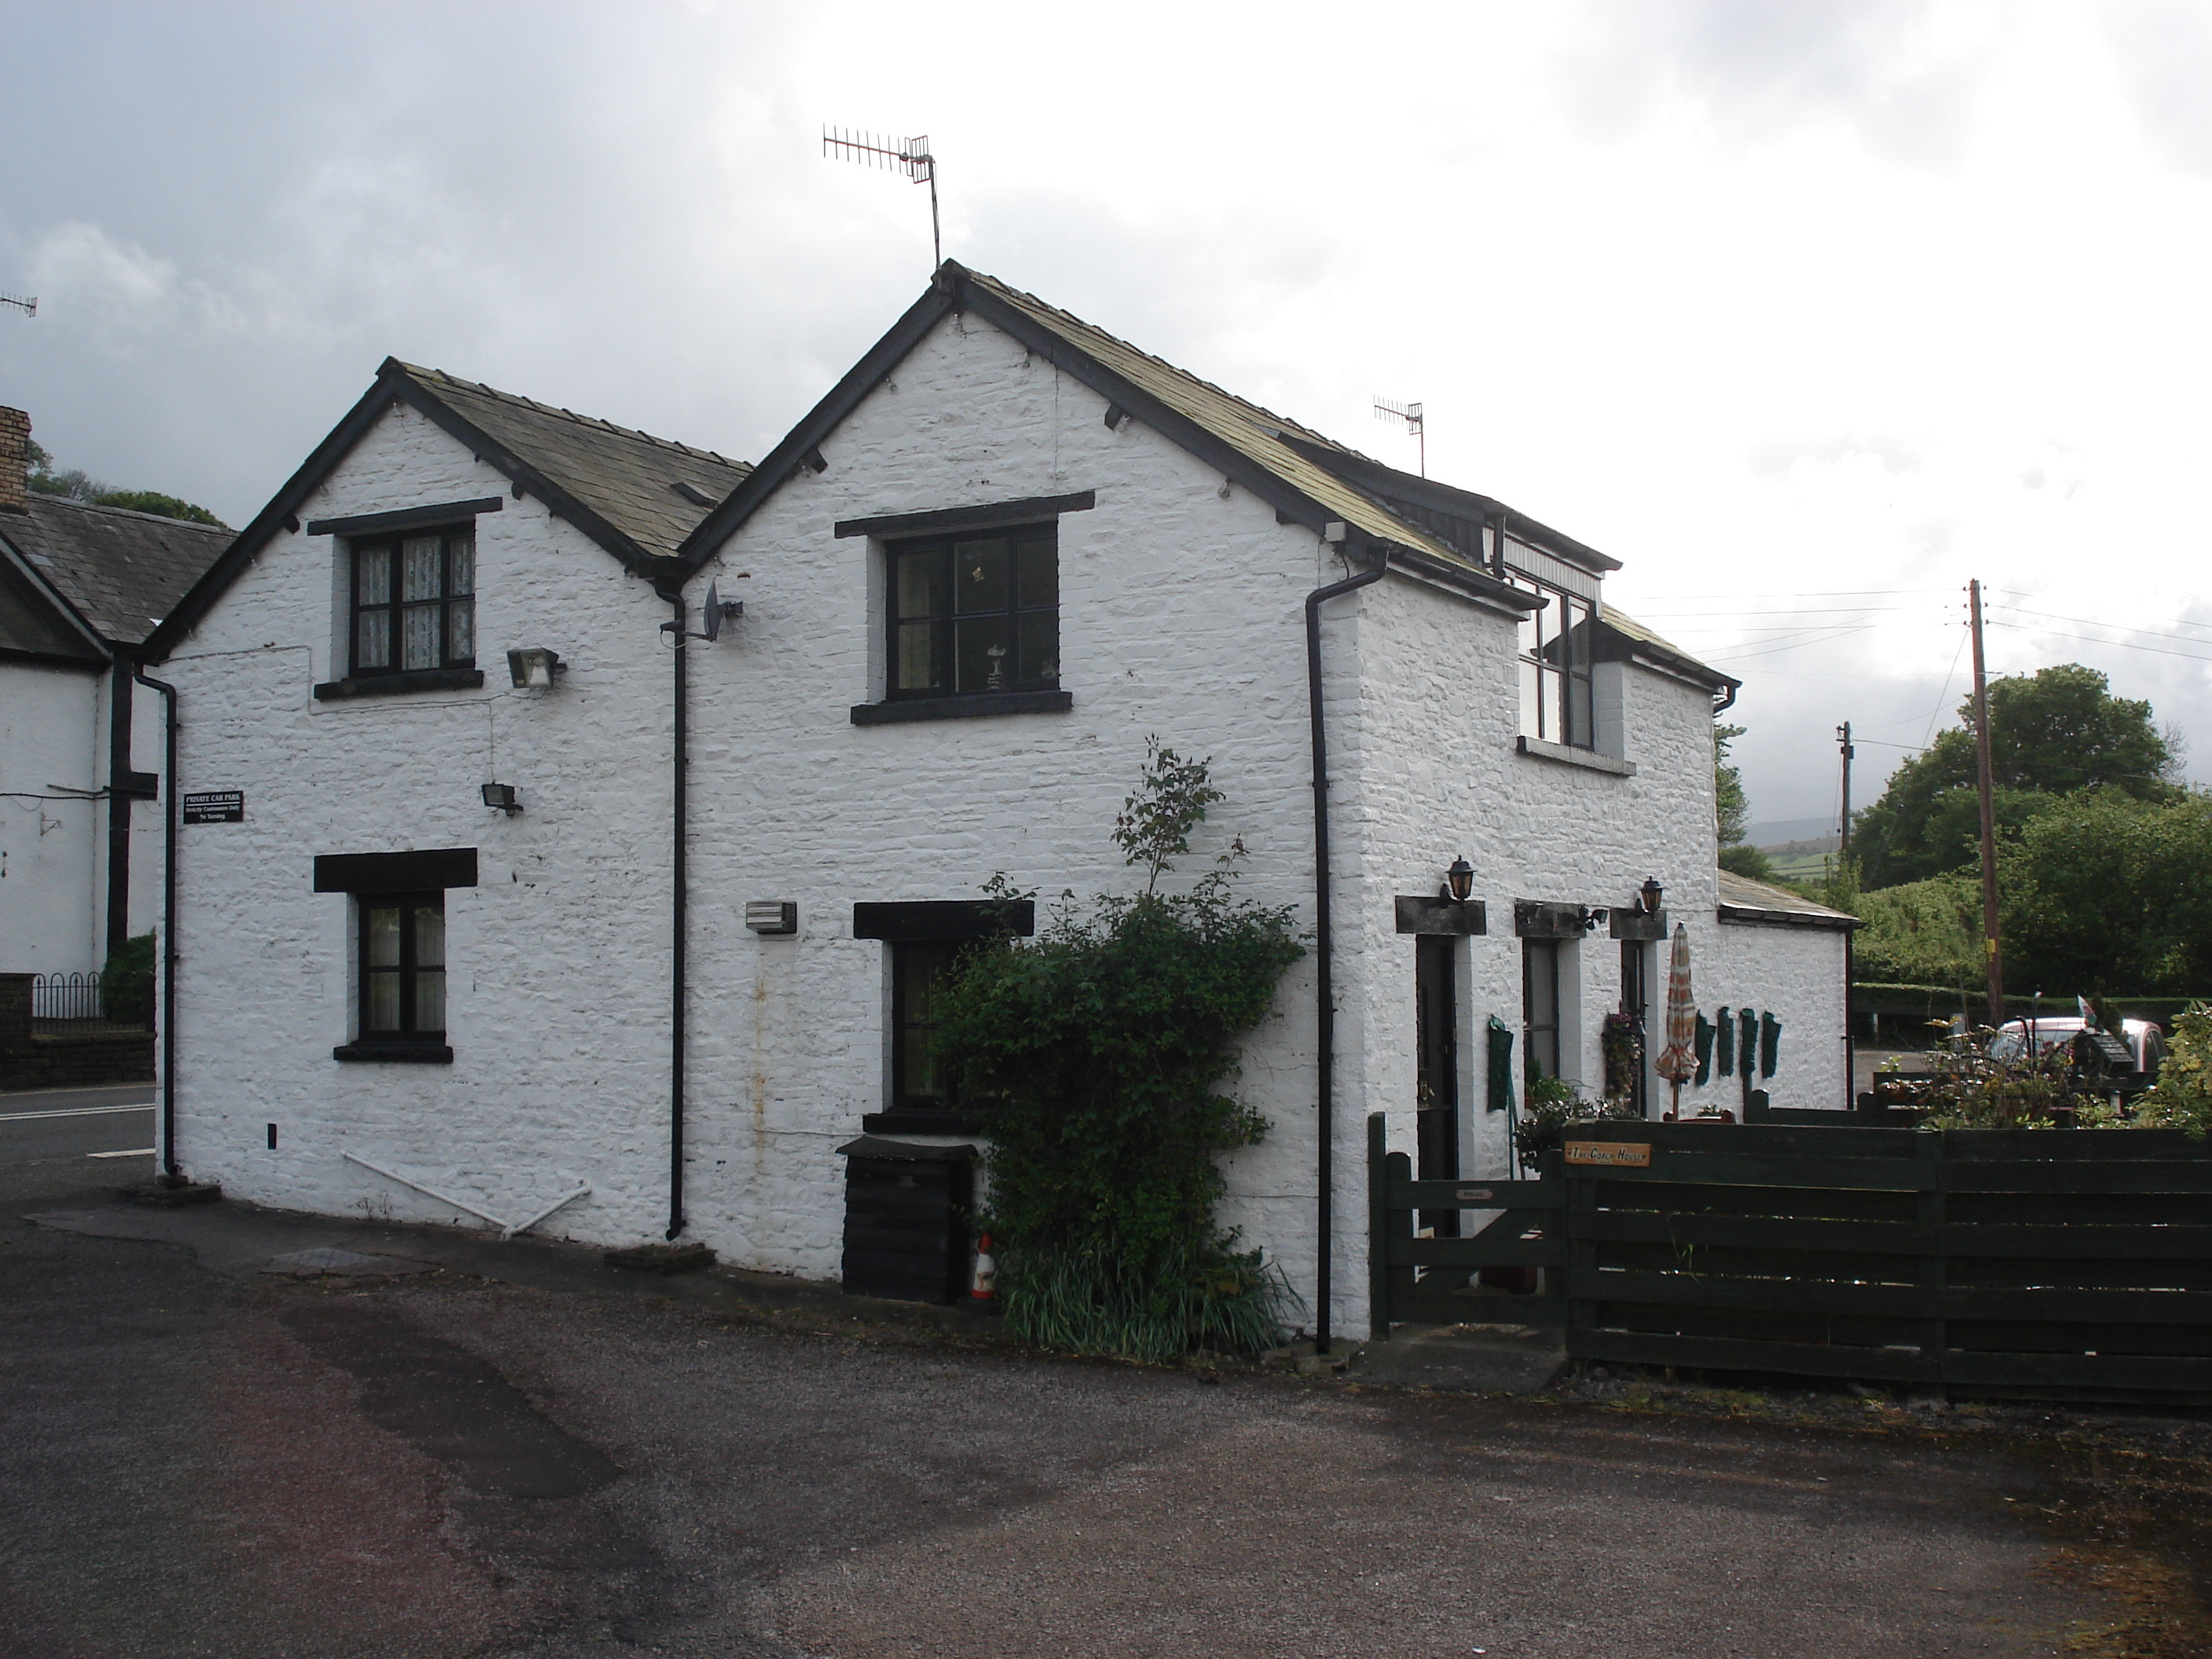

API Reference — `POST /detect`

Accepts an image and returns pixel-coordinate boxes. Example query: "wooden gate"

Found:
[1368,1112,2212,1397]
[1366,1113,1566,1328]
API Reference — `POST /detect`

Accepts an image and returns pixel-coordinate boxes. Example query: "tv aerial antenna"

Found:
[822,126,940,269]
[1,293,34,318]
[1374,396,1425,477]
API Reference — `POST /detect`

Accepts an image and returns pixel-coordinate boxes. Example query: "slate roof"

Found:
[0,541,104,664]
[1717,870,1859,930]
[676,263,1736,700]
[0,495,230,647]
[391,365,752,562]
[962,272,1478,576]
[148,361,756,657]
[963,272,1733,696]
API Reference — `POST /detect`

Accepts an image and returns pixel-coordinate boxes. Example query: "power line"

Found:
[1701,624,1881,664]
[1988,599,2212,644]
[1983,617,2212,667]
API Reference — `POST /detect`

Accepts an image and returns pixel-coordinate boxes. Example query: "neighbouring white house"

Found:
[139,263,1852,1338]
[1,407,229,1012]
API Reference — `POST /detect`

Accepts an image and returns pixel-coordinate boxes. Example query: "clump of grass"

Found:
[1002,1240,1302,1362]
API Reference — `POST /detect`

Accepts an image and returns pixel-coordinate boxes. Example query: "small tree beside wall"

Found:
[934,742,1306,1360]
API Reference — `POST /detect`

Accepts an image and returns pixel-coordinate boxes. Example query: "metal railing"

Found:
[29,972,154,1031]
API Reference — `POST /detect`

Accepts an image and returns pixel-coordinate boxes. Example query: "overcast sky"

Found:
[5,0,2210,827]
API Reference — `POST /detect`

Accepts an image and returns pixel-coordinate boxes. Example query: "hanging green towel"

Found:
[1760,1012,1782,1078]
[1487,1016,1514,1114]
[1716,1007,1734,1077]
[1694,1013,1715,1086]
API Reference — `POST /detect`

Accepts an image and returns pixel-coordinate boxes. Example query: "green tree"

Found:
[1997,787,2212,994]
[1718,843,1775,881]
[1855,665,2174,888]
[1714,722,1749,848]
[24,437,228,529]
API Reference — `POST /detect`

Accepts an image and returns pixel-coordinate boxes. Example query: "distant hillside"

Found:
[1745,816,1837,848]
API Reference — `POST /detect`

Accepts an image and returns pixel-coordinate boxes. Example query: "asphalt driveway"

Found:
[1,1152,2200,1659]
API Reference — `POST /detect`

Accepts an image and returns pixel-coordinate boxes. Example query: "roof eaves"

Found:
[142,374,399,661]
[1271,435,1624,576]
[0,530,115,657]
[672,280,961,570]
[1597,610,1741,704]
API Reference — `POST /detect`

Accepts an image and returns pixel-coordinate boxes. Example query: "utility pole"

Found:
[1836,721,1854,859]
[1968,580,2004,1025]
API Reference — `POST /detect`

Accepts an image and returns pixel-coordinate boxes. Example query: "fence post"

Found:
[1367,1113,1390,1342]
[1918,1130,1947,1393]
[1562,1148,1596,1361]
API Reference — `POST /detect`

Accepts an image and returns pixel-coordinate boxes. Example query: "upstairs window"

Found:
[888,526,1058,700]
[1516,583,1594,749]
[352,526,474,677]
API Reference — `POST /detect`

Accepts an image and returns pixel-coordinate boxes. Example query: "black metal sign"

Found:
[182,790,244,824]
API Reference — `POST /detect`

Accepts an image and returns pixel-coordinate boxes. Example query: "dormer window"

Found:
[1517,580,1595,749]
[352,525,475,676]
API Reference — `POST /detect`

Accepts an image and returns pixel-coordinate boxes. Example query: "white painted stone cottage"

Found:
[142,263,1851,1336]
[2,408,229,1080]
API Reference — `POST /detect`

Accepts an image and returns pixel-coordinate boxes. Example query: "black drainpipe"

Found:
[660,591,690,1239]
[133,665,179,1178]
[1305,539,1387,1357]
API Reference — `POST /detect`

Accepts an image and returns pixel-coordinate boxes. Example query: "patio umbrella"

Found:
[1654,922,1697,1117]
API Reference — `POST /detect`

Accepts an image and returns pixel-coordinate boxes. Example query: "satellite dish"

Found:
[701,579,723,643]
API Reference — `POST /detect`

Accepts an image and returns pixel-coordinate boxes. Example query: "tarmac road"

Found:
[0,1083,156,1164]
[0,1154,2189,1659]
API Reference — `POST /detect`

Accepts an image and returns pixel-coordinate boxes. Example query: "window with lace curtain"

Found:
[350,525,475,676]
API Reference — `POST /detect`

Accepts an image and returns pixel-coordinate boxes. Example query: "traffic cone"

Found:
[969,1233,997,1302]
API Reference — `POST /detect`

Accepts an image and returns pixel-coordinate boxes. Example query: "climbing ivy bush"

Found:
[933,743,1306,1360]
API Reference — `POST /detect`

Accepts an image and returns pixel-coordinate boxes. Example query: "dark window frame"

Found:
[1523,939,1562,1086]
[888,939,958,1117]
[862,938,982,1133]
[884,522,1059,702]
[1513,579,1595,750]
[349,522,477,679]
[356,890,447,1043]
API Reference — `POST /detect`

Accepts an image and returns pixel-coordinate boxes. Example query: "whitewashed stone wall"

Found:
[1695,919,1851,1114]
[682,312,1339,1298]
[159,401,677,1241]
[0,660,102,975]
[160,309,1849,1346]
[1339,569,1728,1331]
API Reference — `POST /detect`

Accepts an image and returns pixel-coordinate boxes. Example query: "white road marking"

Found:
[88,1148,158,1159]
[0,1104,158,1122]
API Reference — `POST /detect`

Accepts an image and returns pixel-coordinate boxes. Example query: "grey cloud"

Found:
[2101,0,2212,174]
[1553,0,2001,167]
[1746,432,1924,479]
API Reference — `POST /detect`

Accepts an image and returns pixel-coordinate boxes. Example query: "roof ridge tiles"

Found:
[26,493,231,535]
[398,361,749,471]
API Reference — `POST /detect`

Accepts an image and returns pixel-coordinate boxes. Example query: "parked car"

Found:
[1988,1014,2166,1079]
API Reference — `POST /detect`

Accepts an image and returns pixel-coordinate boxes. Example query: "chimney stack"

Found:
[0,408,29,515]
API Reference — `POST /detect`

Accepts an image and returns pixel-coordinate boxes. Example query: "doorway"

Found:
[1414,935,1459,1236]
[1619,939,1650,1117]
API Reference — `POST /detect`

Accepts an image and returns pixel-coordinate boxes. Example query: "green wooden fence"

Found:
[1368,1113,2212,1397]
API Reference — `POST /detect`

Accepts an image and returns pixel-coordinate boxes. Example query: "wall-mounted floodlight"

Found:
[745,900,798,936]
[507,647,566,689]
[482,783,522,816]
